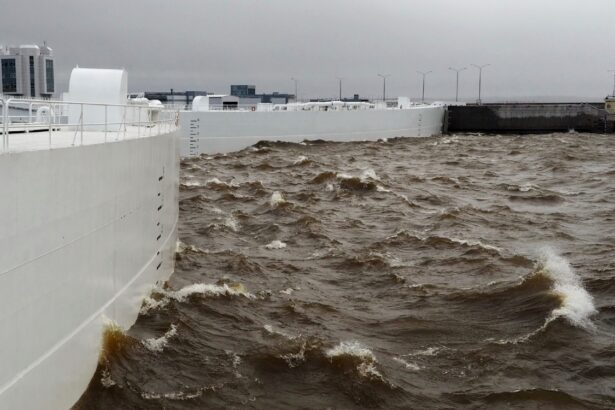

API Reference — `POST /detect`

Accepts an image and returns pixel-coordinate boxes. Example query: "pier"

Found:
[445,102,615,134]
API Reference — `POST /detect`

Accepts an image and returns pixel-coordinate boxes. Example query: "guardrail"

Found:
[1,97,179,153]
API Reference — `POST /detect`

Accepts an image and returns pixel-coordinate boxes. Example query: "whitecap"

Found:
[265,240,287,249]
[142,324,178,352]
[224,215,240,232]
[270,191,286,207]
[170,283,256,302]
[393,356,421,371]
[538,247,596,329]
[360,168,379,181]
[448,237,502,253]
[181,180,202,187]
[206,177,225,185]
[280,342,307,368]
[263,324,298,340]
[293,155,309,165]
[325,340,376,361]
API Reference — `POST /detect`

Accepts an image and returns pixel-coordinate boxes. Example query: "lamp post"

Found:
[471,64,490,104]
[448,66,466,102]
[417,70,432,103]
[377,74,390,101]
[336,77,343,101]
[609,70,615,97]
[291,77,298,102]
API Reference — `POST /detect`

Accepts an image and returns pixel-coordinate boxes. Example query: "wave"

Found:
[140,282,256,314]
[325,341,387,383]
[175,241,208,254]
[537,248,597,329]
[205,177,239,190]
[384,230,503,255]
[270,191,287,207]
[140,384,223,401]
[223,215,240,232]
[508,193,565,205]
[265,240,287,249]
[142,324,178,353]
[293,155,310,166]
[180,180,203,188]
[392,357,421,371]
[499,183,538,192]
[486,248,597,345]
[310,171,337,184]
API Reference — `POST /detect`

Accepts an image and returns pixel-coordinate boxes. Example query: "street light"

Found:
[471,64,490,104]
[608,70,615,97]
[336,77,343,101]
[377,74,390,101]
[417,70,432,103]
[291,77,298,102]
[448,66,466,102]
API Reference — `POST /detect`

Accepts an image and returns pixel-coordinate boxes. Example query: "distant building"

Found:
[0,44,54,98]
[230,84,295,108]
[310,94,369,103]
[230,84,255,97]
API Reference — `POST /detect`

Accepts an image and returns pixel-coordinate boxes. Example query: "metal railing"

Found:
[1,97,179,153]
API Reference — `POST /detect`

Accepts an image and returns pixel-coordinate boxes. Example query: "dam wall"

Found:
[180,105,445,156]
[446,103,614,134]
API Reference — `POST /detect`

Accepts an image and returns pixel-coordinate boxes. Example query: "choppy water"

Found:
[77,133,615,409]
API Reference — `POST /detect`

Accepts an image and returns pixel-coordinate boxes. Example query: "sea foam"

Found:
[142,324,178,352]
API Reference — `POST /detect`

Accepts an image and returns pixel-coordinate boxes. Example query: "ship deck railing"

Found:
[0,97,179,153]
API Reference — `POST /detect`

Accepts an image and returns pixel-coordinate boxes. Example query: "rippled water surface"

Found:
[77,133,615,409]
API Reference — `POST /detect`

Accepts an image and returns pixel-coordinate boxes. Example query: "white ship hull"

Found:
[0,131,180,409]
[179,104,445,156]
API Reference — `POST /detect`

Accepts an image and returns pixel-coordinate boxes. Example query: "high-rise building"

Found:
[0,44,55,98]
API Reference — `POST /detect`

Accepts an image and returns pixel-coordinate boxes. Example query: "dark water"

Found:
[77,133,615,409]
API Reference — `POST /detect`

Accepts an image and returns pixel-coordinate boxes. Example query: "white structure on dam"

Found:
[0,68,180,409]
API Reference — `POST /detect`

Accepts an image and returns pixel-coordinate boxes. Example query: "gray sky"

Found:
[3,0,615,101]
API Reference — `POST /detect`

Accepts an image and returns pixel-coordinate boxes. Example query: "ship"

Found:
[179,95,445,156]
[0,67,180,409]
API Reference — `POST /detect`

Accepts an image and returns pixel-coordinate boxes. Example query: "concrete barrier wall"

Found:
[0,131,180,409]
[447,104,608,133]
[180,106,445,156]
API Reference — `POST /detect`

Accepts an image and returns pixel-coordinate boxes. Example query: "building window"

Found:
[46,60,54,93]
[29,56,35,97]
[1,58,17,93]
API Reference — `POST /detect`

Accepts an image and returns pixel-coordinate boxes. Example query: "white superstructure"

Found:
[180,97,445,156]
[0,68,179,409]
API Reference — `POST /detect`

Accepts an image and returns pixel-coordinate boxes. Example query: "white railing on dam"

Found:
[0,97,179,153]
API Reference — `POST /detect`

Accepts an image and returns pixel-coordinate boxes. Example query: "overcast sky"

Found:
[3,0,615,101]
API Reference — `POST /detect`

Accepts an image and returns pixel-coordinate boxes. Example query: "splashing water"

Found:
[538,248,597,329]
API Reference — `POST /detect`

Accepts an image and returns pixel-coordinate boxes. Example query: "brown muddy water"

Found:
[76,133,615,409]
